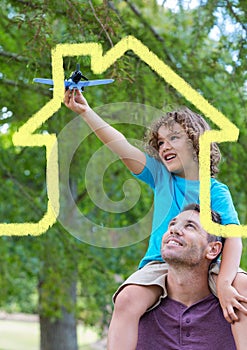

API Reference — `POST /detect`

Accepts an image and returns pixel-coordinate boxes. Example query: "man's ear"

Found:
[206,241,222,261]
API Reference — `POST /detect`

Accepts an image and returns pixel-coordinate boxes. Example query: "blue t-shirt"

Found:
[133,154,239,268]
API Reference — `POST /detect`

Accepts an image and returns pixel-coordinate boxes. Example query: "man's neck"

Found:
[166,265,211,307]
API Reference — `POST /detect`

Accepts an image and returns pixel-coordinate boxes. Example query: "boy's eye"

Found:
[157,141,164,148]
[169,135,179,141]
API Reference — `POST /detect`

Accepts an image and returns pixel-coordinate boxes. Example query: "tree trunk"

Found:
[39,273,78,350]
[38,166,80,350]
[40,302,78,350]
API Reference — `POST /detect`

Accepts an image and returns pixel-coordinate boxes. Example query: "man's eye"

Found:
[168,221,175,228]
[186,223,195,229]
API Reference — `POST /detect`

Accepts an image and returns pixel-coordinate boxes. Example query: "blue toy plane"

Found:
[33,64,114,91]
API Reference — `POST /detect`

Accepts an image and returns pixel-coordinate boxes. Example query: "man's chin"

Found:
[162,246,182,259]
[164,254,202,268]
[162,253,182,264]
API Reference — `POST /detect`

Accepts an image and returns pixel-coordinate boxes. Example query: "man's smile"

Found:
[165,237,183,247]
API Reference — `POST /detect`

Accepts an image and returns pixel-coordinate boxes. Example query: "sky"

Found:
[157,0,201,12]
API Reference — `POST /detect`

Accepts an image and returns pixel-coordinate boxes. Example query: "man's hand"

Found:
[64,89,91,115]
[217,282,247,323]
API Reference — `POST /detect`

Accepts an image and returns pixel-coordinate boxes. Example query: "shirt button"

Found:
[186,318,191,323]
[186,331,190,337]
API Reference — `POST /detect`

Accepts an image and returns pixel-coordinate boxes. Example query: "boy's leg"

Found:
[107,284,162,350]
[231,273,247,350]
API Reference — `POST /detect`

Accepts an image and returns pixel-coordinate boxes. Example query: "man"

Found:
[136,204,236,350]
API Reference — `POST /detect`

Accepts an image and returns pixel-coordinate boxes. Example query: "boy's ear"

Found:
[206,241,222,261]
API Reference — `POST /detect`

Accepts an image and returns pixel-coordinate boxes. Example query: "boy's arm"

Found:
[64,89,146,174]
[216,236,247,322]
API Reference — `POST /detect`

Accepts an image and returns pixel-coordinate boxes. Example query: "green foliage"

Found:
[0,0,247,340]
[0,236,39,313]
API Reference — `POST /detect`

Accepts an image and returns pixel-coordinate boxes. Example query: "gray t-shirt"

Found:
[137,294,236,350]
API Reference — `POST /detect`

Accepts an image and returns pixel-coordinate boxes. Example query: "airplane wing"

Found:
[34,78,114,88]
[33,78,54,85]
[76,79,114,87]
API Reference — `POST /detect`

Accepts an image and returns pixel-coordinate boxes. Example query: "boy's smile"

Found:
[157,123,199,180]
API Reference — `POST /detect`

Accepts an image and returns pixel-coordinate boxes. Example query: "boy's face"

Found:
[157,123,198,180]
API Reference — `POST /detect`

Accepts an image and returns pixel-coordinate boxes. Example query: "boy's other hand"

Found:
[218,283,247,323]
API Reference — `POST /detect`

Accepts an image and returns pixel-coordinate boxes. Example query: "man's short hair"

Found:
[182,203,221,224]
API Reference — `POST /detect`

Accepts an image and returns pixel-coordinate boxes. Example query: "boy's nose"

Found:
[160,139,172,151]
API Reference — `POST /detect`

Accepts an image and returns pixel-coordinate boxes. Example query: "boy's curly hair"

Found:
[144,107,221,177]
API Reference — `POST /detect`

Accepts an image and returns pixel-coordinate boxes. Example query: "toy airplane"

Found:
[33,64,114,91]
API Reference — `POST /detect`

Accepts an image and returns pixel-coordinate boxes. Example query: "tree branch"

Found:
[0,50,48,67]
[123,0,177,65]
[225,0,247,33]
[88,0,114,47]
[0,78,51,96]
[12,0,42,10]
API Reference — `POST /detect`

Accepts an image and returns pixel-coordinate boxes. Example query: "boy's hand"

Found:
[64,89,91,115]
[217,282,247,323]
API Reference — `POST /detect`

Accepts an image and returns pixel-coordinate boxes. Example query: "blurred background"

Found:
[0,0,246,349]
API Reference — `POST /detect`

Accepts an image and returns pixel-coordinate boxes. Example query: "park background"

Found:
[0,0,246,349]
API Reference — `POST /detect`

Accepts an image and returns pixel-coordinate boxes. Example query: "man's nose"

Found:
[170,224,183,235]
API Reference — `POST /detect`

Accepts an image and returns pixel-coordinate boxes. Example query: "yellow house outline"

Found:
[2,35,244,237]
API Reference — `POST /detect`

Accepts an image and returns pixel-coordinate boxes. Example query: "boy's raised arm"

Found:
[64,89,146,174]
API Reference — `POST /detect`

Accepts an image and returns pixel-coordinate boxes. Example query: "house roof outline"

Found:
[1,35,243,238]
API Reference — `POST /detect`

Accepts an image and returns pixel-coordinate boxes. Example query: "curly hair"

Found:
[144,107,221,177]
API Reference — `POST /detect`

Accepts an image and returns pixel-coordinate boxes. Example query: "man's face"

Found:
[161,210,210,267]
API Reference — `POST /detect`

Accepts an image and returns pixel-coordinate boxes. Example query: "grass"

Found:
[0,319,99,350]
